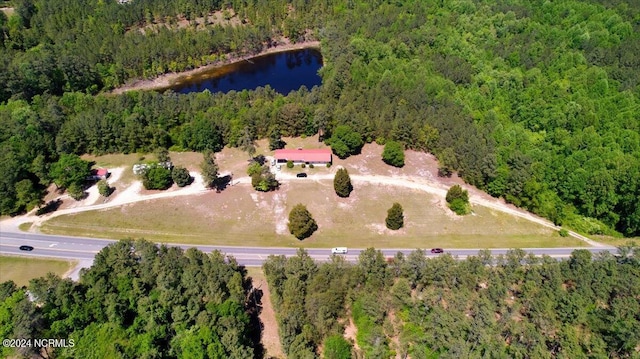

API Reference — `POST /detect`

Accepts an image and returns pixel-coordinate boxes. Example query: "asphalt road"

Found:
[0,230,619,268]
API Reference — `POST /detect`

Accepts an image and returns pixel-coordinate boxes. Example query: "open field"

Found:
[0,256,76,286]
[40,181,583,248]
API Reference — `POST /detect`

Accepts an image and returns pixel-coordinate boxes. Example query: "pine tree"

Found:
[333,168,353,197]
[288,204,318,240]
[386,202,404,230]
[201,150,219,189]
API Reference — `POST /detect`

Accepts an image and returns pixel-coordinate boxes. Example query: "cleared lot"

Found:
[41,181,583,248]
[0,256,76,286]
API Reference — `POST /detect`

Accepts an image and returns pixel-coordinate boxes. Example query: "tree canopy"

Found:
[1,0,639,237]
[288,204,318,240]
[333,167,353,198]
[0,239,261,358]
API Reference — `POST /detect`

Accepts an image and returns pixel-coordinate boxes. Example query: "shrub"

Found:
[288,204,318,240]
[301,163,306,168]
[446,185,470,215]
[143,165,173,190]
[382,140,405,167]
[386,203,404,230]
[309,163,314,169]
[287,160,294,169]
[323,335,352,359]
[171,166,192,187]
[559,228,569,237]
[326,163,332,168]
[334,168,353,198]
[68,183,86,201]
[97,180,114,197]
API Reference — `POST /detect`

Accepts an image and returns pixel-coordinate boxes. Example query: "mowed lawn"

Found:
[0,256,76,286]
[40,181,584,249]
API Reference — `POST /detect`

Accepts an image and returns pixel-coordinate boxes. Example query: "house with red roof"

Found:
[274,148,332,165]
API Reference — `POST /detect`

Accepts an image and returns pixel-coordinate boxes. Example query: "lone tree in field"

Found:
[333,168,353,197]
[288,204,318,240]
[171,166,192,187]
[201,150,219,189]
[382,140,405,167]
[97,180,113,197]
[386,202,404,230]
[446,184,470,215]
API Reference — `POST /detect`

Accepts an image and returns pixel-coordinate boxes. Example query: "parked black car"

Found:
[296,173,308,178]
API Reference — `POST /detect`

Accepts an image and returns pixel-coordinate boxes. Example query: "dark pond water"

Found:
[169,49,323,95]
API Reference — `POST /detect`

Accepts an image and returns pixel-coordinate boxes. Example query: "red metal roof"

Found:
[274,148,332,163]
[95,168,109,176]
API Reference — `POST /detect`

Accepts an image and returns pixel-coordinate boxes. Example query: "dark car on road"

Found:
[296,173,307,178]
[19,245,34,251]
[430,248,444,254]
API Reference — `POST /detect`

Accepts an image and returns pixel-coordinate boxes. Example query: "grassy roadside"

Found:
[40,182,585,249]
[0,256,76,286]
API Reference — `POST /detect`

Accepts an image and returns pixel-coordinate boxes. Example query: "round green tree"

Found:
[446,185,470,215]
[333,168,353,197]
[386,202,404,230]
[142,166,173,190]
[382,140,405,167]
[171,166,192,187]
[288,204,318,240]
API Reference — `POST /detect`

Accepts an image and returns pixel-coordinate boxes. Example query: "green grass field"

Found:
[0,256,76,286]
[40,181,585,249]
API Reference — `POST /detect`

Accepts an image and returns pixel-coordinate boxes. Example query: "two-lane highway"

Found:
[0,230,619,269]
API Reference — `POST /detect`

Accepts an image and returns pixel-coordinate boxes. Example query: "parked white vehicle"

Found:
[331,247,348,254]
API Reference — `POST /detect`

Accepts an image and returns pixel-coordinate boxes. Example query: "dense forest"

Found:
[264,246,640,358]
[1,0,639,237]
[0,239,262,358]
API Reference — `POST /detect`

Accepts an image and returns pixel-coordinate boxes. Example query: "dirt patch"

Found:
[247,268,284,359]
[344,316,360,351]
[135,9,243,35]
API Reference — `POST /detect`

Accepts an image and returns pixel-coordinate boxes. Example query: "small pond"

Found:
[169,48,323,95]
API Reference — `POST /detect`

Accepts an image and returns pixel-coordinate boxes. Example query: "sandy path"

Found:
[111,40,321,94]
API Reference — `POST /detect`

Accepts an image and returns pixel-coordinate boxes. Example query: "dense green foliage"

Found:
[323,335,353,359]
[333,167,353,198]
[446,185,471,215]
[49,154,91,190]
[326,125,364,159]
[385,202,404,230]
[382,140,405,168]
[265,245,640,358]
[0,239,260,358]
[141,164,173,190]
[263,250,351,358]
[248,162,279,192]
[0,0,332,101]
[288,204,318,240]
[171,166,192,187]
[1,0,639,238]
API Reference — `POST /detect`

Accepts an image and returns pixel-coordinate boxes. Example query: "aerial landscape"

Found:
[0,0,639,358]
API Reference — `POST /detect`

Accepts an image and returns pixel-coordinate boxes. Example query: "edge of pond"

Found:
[110,40,321,94]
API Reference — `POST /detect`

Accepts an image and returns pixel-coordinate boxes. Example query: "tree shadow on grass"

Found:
[36,199,63,216]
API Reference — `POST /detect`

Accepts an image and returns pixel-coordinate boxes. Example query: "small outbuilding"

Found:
[274,148,332,165]
[88,168,110,181]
